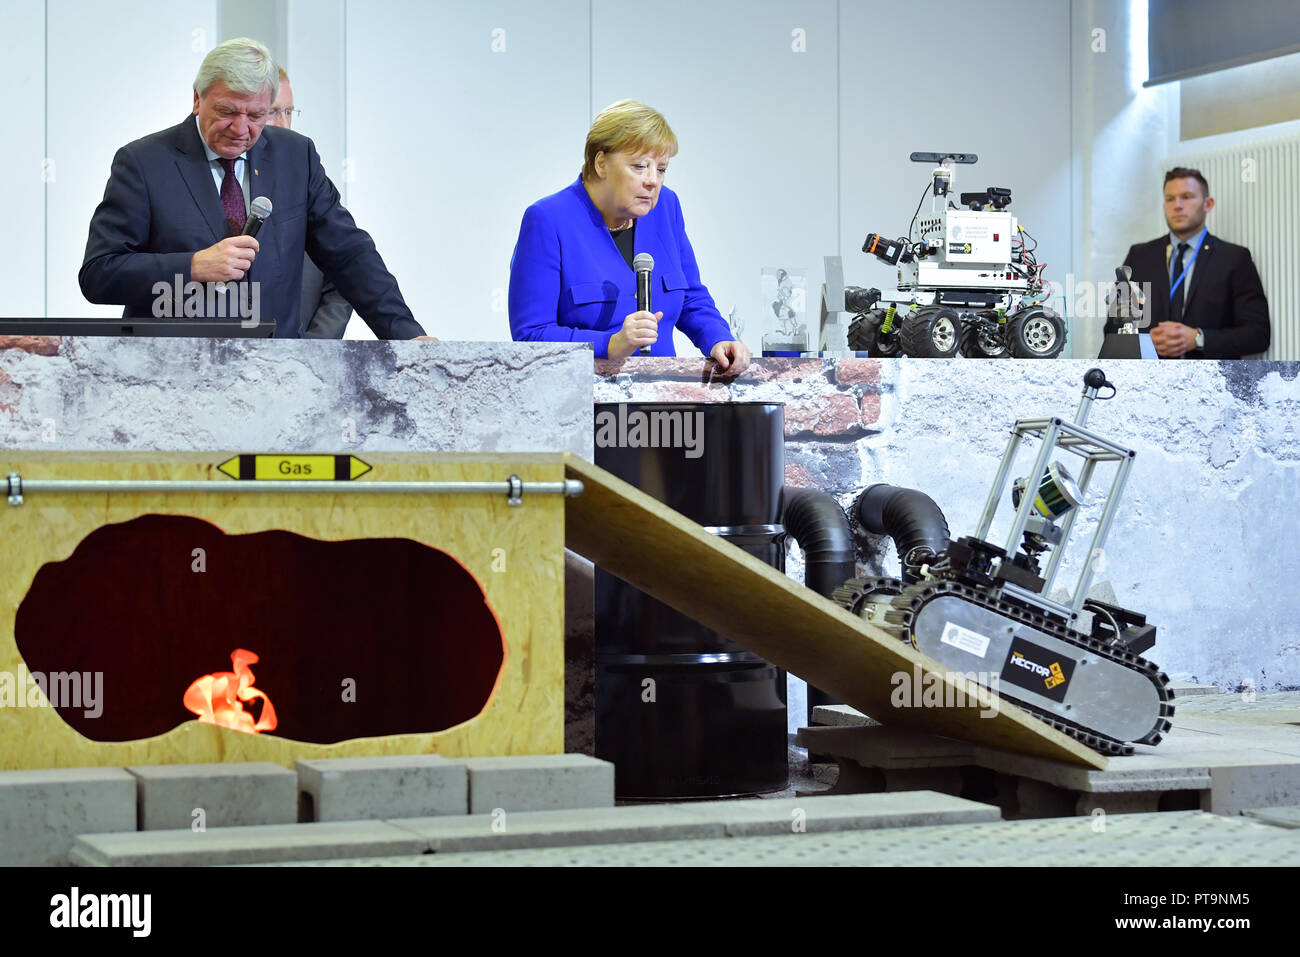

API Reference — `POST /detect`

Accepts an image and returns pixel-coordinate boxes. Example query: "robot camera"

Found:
[862,233,907,266]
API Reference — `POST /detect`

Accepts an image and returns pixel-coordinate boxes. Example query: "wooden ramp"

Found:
[564,455,1106,770]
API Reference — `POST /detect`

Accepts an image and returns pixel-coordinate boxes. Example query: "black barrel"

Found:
[594,401,788,799]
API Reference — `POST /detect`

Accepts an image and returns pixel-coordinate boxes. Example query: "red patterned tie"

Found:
[219,157,246,236]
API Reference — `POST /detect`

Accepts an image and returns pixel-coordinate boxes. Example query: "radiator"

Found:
[1167,134,1300,360]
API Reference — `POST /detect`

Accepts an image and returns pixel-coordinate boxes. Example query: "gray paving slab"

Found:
[1242,806,1300,829]
[0,767,137,866]
[70,820,428,866]
[675,792,999,836]
[1171,691,1300,721]
[278,811,1300,867]
[1158,716,1300,751]
[805,706,1300,802]
[966,748,1145,793]
[390,791,997,851]
[1167,681,1219,696]
[391,804,722,852]
[296,755,467,822]
[805,724,1208,793]
[463,755,614,813]
[127,762,297,830]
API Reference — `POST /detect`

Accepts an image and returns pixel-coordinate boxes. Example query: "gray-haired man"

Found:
[81,37,426,339]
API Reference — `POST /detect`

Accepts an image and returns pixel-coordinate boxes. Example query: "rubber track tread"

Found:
[841,578,1173,755]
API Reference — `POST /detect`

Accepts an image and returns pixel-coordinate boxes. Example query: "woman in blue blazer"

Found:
[509,100,749,372]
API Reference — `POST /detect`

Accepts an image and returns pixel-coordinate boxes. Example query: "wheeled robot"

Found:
[845,152,1067,359]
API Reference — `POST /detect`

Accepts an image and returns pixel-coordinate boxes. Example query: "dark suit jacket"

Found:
[1107,233,1270,358]
[80,115,422,339]
[300,255,354,338]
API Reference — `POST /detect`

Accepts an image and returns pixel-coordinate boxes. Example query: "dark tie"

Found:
[219,158,246,236]
[1169,241,1190,325]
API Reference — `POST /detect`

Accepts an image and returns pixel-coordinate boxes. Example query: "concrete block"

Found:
[296,755,466,822]
[127,762,296,830]
[462,755,613,813]
[70,820,427,866]
[0,768,136,866]
[1209,762,1300,816]
[810,704,879,727]
[1242,806,1300,829]
[678,792,1000,837]
[392,804,721,852]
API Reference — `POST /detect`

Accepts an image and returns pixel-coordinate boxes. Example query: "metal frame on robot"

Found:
[973,377,1136,624]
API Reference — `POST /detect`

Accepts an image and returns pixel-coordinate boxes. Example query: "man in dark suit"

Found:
[80,37,424,340]
[1106,167,1269,358]
[267,66,354,339]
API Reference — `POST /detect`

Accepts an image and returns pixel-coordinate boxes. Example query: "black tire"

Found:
[1007,306,1067,358]
[900,306,962,358]
[847,308,903,357]
[961,314,1010,358]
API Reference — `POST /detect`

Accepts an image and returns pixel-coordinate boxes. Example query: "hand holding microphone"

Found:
[241,196,273,238]
[607,252,662,359]
[190,196,273,282]
[634,252,654,356]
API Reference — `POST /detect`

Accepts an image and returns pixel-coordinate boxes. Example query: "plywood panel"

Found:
[0,451,564,769]
[564,453,1106,770]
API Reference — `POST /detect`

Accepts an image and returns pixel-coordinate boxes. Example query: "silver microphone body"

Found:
[242,196,273,238]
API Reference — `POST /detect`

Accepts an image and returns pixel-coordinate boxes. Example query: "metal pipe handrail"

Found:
[6,472,583,506]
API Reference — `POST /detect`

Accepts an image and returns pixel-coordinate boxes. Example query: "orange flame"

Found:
[183,648,277,734]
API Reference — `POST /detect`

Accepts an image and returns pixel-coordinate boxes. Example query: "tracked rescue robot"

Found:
[834,369,1173,755]
[845,152,1066,359]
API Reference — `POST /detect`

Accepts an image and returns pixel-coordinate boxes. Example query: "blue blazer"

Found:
[509,177,731,359]
[79,116,422,339]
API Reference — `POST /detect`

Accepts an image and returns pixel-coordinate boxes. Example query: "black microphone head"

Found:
[633,252,654,274]
[250,196,273,221]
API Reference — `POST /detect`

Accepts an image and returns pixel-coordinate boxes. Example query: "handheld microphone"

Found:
[242,196,273,238]
[633,252,654,356]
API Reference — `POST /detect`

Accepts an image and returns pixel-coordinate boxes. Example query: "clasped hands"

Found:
[1148,321,1198,358]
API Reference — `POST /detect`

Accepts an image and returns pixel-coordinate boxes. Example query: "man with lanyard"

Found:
[1110,167,1270,359]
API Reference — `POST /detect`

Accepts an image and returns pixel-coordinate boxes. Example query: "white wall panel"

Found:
[0,1,48,317]
[345,0,590,340]
[286,0,346,200]
[593,0,839,357]
[46,0,218,316]
[839,0,1075,352]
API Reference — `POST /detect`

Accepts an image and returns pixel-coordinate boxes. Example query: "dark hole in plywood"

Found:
[15,514,504,744]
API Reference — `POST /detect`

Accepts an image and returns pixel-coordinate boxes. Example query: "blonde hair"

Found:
[582,100,679,182]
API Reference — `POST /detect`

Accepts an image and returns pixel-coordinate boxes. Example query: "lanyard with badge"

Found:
[1168,228,1207,303]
